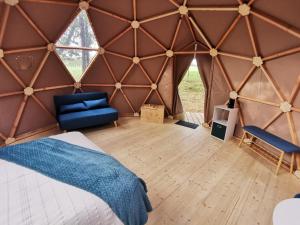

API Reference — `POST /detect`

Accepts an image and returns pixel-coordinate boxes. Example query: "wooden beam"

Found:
[238,95,280,108]
[90,5,131,23]
[9,96,29,138]
[140,10,178,24]
[0,5,10,46]
[167,0,180,8]
[141,53,166,61]
[189,17,212,49]
[215,56,234,91]
[262,111,283,130]
[263,47,300,61]
[34,84,74,92]
[16,5,49,43]
[289,78,300,103]
[139,26,167,51]
[105,50,132,61]
[188,7,238,12]
[261,66,286,102]
[245,16,258,56]
[251,10,300,39]
[32,95,55,119]
[4,46,47,55]
[216,15,241,49]
[103,26,132,48]
[120,89,135,113]
[102,54,118,83]
[171,17,183,50]
[120,63,135,83]
[218,51,252,61]
[0,91,24,98]
[139,63,154,84]
[21,0,77,6]
[236,65,257,92]
[0,58,26,88]
[29,51,50,87]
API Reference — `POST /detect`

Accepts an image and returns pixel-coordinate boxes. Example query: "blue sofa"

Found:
[54,92,118,131]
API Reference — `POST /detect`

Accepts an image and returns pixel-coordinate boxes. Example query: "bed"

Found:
[0,132,151,225]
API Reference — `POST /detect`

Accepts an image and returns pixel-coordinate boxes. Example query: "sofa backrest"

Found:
[54,92,108,115]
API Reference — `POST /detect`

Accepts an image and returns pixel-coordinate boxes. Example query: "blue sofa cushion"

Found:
[83,98,108,109]
[58,107,118,130]
[59,102,87,114]
[243,126,300,153]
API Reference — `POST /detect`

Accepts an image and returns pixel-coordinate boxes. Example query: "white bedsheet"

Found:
[0,132,123,225]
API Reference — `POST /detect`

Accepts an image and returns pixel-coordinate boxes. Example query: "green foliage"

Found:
[178,65,205,112]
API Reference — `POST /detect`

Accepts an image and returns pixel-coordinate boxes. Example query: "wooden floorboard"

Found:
[17,117,300,225]
[83,118,300,225]
[183,112,204,125]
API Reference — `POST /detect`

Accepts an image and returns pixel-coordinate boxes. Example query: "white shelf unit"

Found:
[211,105,239,141]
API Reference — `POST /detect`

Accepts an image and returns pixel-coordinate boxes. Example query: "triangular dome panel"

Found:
[4,50,48,86]
[219,55,254,90]
[89,7,130,46]
[34,53,75,88]
[91,0,132,19]
[105,54,133,82]
[221,17,255,56]
[137,29,165,57]
[0,63,23,94]
[110,90,133,114]
[34,87,74,115]
[122,88,151,112]
[2,7,47,49]
[123,64,151,85]
[20,1,78,42]
[106,30,134,57]
[239,68,281,103]
[173,17,195,51]
[251,15,300,56]
[0,95,24,136]
[137,0,177,19]
[142,13,180,48]
[263,52,300,99]
[16,97,56,136]
[141,57,168,82]
[190,11,237,47]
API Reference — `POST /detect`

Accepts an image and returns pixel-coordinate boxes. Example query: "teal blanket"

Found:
[0,138,152,225]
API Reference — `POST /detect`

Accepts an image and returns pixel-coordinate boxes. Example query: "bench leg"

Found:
[276,151,285,175]
[290,153,295,174]
[114,121,118,127]
[239,132,246,147]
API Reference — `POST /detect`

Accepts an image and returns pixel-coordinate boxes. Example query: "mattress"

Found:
[0,132,124,225]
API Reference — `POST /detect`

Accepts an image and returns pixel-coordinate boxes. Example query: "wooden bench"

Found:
[239,126,300,175]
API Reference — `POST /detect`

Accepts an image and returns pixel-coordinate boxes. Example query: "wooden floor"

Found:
[183,112,204,125]
[19,117,300,225]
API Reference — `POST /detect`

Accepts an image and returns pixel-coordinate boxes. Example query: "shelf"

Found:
[213,120,228,126]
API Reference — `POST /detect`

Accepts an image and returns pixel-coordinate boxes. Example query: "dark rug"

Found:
[175,120,199,129]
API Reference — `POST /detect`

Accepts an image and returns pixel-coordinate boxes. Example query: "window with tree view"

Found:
[56,10,99,82]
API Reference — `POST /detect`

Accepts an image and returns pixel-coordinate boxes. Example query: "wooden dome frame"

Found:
[0,0,300,172]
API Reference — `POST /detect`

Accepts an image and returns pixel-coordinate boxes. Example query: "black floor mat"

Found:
[175,120,199,129]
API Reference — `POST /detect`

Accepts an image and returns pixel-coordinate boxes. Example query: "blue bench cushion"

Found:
[59,102,87,114]
[83,98,108,109]
[243,126,300,153]
[58,107,118,130]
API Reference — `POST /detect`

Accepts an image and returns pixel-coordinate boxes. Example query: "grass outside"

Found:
[178,65,205,112]
[64,60,83,81]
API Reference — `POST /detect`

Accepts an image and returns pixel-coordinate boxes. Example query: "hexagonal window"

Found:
[56,10,99,82]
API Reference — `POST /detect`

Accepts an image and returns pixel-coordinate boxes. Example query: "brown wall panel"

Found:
[0,0,299,150]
